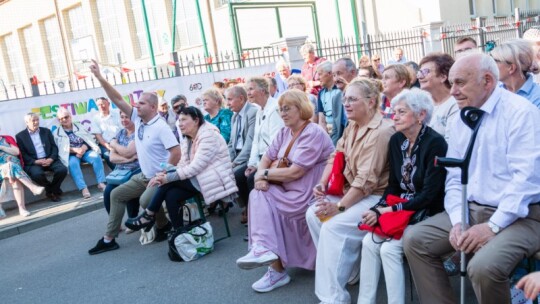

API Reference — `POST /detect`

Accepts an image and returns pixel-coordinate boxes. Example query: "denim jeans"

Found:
[103,183,139,218]
[68,150,106,190]
[99,144,115,170]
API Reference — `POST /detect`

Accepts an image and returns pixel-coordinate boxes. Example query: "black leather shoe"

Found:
[88,238,119,255]
[46,193,61,202]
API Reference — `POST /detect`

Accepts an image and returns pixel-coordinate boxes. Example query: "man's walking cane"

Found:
[435,106,485,304]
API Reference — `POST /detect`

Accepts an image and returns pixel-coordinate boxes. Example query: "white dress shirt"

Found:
[445,87,540,228]
[28,128,46,158]
[247,97,284,168]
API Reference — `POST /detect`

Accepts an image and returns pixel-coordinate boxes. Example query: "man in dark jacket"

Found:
[16,113,67,202]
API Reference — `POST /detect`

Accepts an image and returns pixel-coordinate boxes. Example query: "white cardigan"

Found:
[177,122,238,204]
[53,122,100,167]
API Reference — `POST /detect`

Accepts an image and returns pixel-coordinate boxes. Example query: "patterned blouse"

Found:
[204,108,233,143]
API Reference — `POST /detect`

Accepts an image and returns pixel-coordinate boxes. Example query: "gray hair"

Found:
[56,107,71,118]
[225,85,247,102]
[335,57,357,74]
[317,61,333,73]
[391,88,434,124]
[490,39,537,77]
[477,53,500,82]
[300,42,315,55]
[202,88,224,107]
[248,76,269,95]
[24,112,39,123]
[275,59,290,70]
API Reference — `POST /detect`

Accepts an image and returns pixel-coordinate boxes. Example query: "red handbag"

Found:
[358,194,414,240]
[326,151,346,195]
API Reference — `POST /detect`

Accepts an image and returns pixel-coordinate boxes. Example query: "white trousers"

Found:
[306,194,380,304]
[358,231,406,304]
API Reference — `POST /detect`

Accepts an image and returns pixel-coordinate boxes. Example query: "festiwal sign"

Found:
[0,63,275,137]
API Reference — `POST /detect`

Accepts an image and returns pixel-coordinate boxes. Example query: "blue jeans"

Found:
[99,144,115,170]
[103,184,139,217]
[68,150,106,190]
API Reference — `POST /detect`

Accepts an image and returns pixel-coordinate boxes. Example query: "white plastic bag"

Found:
[174,222,214,261]
[139,226,156,245]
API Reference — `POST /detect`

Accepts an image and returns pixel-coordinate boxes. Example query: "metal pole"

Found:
[311,3,322,57]
[141,0,157,79]
[53,0,74,88]
[350,0,362,57]
[195,0,212,72]
[228,3,242,67]
[460,184,468,304]
[171,0,177,52]
[275,7,283,38]
[334,0,344,43]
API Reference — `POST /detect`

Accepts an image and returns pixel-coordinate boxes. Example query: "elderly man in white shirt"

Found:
[92,97,121,170]
[403,53,540,304]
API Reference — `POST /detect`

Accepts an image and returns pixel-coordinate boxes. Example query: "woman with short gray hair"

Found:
[491,38,540,108]
[358,88,447,304]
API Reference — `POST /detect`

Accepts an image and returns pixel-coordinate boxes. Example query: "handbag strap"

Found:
[282,121,310,159]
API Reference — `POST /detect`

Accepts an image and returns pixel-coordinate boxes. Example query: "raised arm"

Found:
[89,59,132,116]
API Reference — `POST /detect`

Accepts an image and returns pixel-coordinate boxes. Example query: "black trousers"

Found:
[147,179,200,229]
[24,160,68,195]
[233,164,255,208]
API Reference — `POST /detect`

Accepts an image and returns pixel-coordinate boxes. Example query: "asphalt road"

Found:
[1,207,478,304]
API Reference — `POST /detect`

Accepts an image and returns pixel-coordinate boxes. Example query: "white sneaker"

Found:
[236,243,278,270]
[252,267,291,293]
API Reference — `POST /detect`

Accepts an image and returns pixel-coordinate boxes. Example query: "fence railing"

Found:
[315,29,426,66]
[441,8,540,55]
[3,7,540,101]
[0,46,285,101]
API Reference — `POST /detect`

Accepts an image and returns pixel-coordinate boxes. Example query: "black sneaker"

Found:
[88,237,119,255]
[155,222,173,242]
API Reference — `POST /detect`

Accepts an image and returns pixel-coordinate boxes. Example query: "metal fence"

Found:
[441,8,540,55]
[315,29,426,66]
[4,7,540,101]
[0,46,285,101]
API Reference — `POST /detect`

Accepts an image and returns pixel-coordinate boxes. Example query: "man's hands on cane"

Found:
[450,222,495,253]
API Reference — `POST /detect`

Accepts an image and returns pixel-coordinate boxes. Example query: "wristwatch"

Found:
[488,221,500,234]
[337,202,346,212]
[263,169,269,180]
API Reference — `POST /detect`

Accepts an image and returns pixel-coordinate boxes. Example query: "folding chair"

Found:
[184,194,231,243]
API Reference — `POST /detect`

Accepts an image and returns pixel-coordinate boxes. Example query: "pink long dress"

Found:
[248,123,334,270]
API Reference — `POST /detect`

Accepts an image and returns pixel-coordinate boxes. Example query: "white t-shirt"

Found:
[131,109,179,178]
[429,96,459,142]
[91,110,122,143]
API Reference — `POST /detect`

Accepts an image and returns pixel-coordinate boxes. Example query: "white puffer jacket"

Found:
[177,122,238,204]
[53,122,100,167]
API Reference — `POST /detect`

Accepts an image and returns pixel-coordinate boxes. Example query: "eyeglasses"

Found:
[454,47,473,55]
[279,106,293,113]
[57,116,70,121]
[342,96,368,105]
[417,68,431,78]
[373,58,381,62]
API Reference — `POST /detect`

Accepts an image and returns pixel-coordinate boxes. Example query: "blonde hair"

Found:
[202,88,224,107]
[345,78,382,110]
[383,64,412,89]
[490,38,539,77]
[278,89,314,121]
[287,74,307,92]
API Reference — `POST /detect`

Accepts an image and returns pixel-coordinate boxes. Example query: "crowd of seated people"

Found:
[4,38,540,304]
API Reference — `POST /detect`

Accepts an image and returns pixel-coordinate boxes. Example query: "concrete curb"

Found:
[0,199,104,241]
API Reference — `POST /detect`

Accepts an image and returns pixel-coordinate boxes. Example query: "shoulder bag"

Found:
[268,121,310,185]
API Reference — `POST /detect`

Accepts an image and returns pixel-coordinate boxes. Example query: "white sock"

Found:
[103,238,112,243]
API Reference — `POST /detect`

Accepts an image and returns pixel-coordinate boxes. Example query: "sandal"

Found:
[125,211,155,232]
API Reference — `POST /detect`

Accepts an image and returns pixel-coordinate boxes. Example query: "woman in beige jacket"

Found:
[125,106,238,230]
